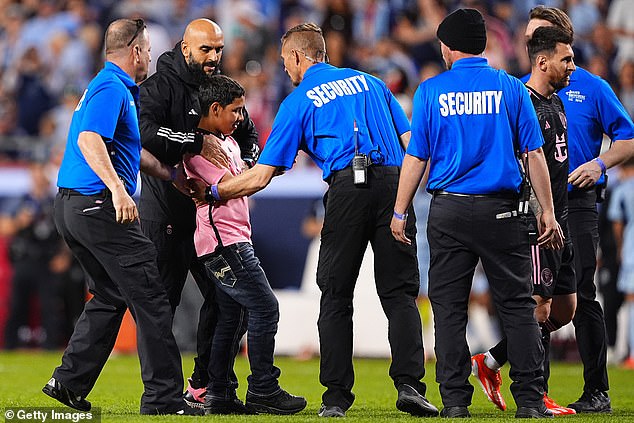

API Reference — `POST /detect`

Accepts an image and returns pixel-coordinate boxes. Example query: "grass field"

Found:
[2,351,634,421]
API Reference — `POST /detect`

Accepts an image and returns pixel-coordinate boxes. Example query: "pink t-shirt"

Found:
[184,136,251,257]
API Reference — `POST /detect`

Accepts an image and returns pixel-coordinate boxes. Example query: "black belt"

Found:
[59,188,109,197]
[327,165,399,184]
[433,190,518,200]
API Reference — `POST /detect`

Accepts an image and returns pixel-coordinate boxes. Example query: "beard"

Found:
[186,52,219,84]
[552,76,570,91]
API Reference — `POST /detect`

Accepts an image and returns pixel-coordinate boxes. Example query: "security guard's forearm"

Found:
[599,138,634,169]
[216,163,277,200]
[399,131,411,150]
[77,131,127,194]
[527,147,555,214]
[394,154,427,214]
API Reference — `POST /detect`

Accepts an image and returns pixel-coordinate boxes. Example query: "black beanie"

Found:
[436,8,487,55]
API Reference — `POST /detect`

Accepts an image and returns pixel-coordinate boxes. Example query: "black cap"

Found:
[436,8,487,55]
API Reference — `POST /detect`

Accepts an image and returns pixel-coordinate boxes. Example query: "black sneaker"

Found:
[204,396,253,415]
[396,384,439,417]
[318,404,346,417]
[141,401,204,416]
[42,377,91,411]
[440,406,471,418]
[515,405,554,418]
[567,390,612,413]
[173,404,204,416]
[183,378,206,410]
[246,389,307,415]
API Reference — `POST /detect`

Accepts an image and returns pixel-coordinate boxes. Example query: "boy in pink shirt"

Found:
[184,75,306,415]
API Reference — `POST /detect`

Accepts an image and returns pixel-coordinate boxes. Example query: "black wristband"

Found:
[204,185,215,206]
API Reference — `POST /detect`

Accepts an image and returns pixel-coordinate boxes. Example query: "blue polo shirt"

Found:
[258,62,410,181]
[408,57,544,194]
[522,67,634,190]
[57,62,141,195]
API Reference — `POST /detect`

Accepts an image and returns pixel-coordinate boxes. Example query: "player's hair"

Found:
[199,75,245,116]
[105,18,147,55]
[527,26,573,64]
[529,6,574,39]
[281,23,326,62]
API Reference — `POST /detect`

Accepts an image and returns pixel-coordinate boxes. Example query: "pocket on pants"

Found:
[204,255,238,287]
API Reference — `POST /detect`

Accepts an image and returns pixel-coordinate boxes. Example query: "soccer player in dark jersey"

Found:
[471,26,578,415]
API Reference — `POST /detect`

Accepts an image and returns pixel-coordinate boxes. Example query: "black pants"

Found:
[317,166,426,410]
[140,219,219,387]
[428,194,544,408]
[568,190,609,393]
[53,190,183,413]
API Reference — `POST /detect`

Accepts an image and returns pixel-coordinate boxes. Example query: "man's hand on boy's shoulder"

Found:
[200,133,230,168]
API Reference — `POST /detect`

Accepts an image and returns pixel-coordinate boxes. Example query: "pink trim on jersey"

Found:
[532,244,541,285]
[184,136,251,257]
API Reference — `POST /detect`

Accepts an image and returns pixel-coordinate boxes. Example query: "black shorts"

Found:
[531,237,576,298]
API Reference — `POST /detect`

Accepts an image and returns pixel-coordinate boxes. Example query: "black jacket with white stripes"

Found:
[138,43,258,230]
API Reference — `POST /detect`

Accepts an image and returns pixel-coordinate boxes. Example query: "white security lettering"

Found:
[439,94,449,117]
[455,92,464,115]
[438,91,503,116]
[313,86,330,105]
[336,79,352,95]
[356,74,369,91]
[306,90,323,107]
[493,90,502,113]
[321,83,337,100]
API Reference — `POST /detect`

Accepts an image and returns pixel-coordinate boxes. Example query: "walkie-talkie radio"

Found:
[352,120,368,185]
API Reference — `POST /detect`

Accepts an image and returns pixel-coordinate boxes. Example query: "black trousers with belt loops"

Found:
[52,189,184,414]
[427,193,544,408]
[317,166,427,410]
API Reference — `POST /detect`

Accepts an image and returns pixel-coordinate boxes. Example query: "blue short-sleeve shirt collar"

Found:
[449,56,488,70]
[104,62,139,102]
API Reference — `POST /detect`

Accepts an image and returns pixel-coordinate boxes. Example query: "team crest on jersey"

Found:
[541,268,554,287]
[558,112,567,129]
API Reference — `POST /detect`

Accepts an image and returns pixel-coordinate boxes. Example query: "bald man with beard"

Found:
[139,18,260,412]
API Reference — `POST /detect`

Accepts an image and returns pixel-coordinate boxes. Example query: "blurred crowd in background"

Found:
[0,0,633,363]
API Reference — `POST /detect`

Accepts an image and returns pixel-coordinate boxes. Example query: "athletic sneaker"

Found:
[471,353,507,411]
[246,388,307,415]
[183,378,206,409]
[567,390,612,413]
[42,377,91,411]
[543,393,576,415]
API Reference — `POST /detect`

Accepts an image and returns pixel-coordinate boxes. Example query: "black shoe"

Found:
[318,404,346,417]
[515,405,554,418]
[173,404,205,416]
[246,389,307,415]
[42,377,91,411]
[141,401,205,416]
[183,378,206,410]
[567,390,612,413]
[204,396,253,415]
[396,384,439,417]
[440,406,471,418]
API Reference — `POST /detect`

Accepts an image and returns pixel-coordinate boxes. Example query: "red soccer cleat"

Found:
[471,353,507,411]
[544,392,576,415]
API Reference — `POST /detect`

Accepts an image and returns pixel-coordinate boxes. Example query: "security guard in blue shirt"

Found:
[391,9,563,418]
[190,22,438,418]
[523,7,634,413]
[43,19,199,415]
